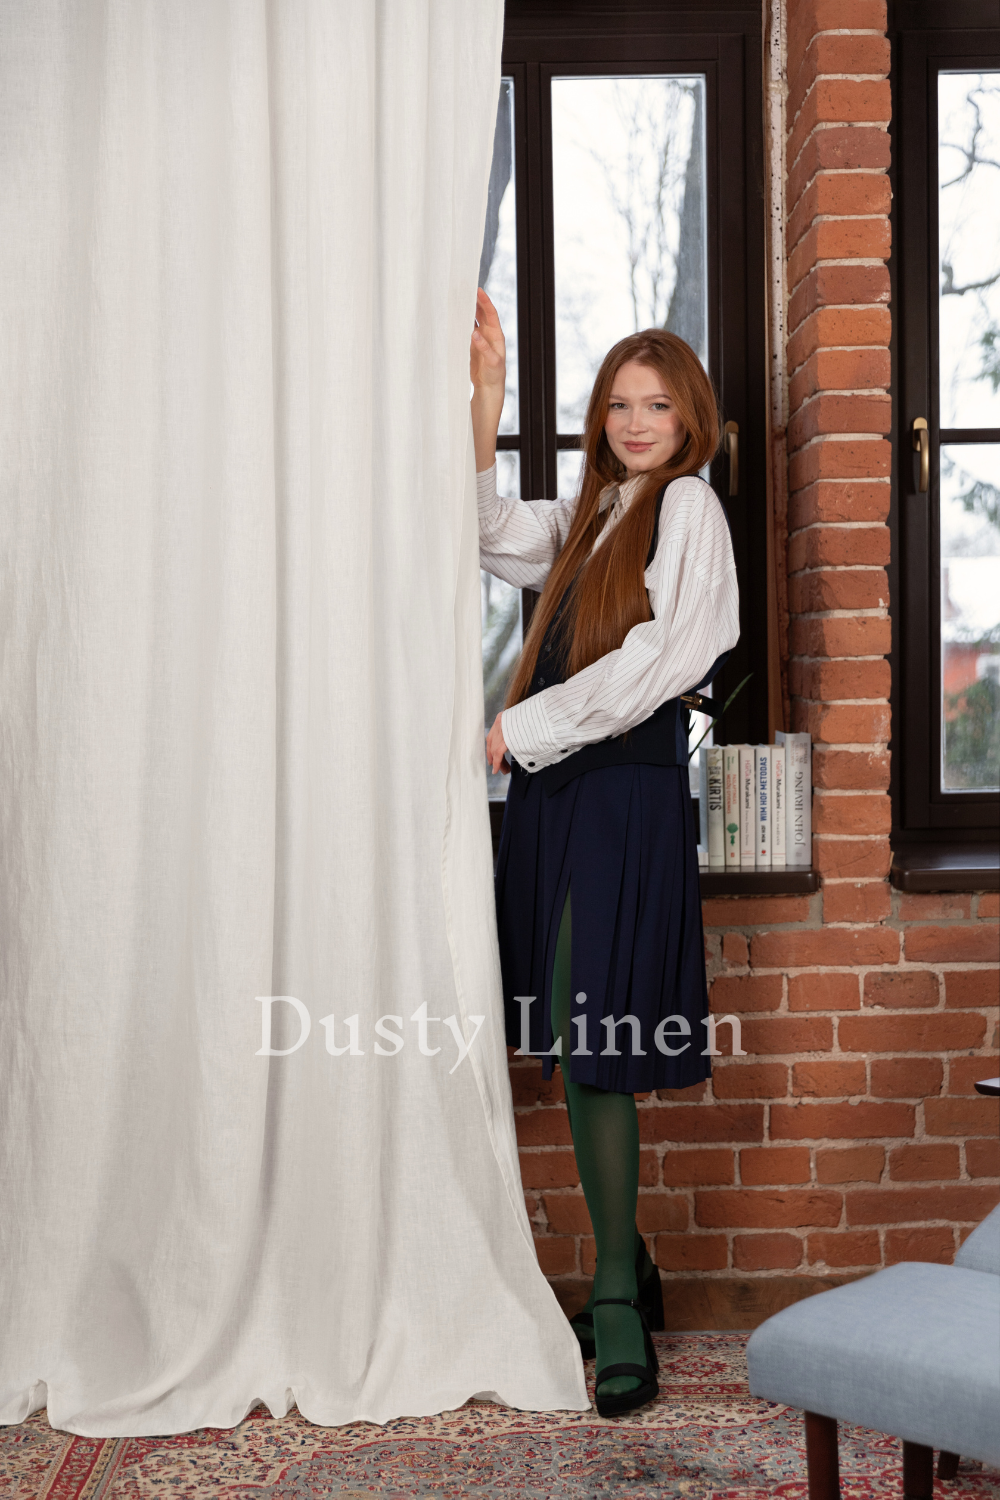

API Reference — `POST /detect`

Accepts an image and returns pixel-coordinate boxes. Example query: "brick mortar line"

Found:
[792,611,889,621]
[717,963,998,975]
[520,1111,998,1125]
[793,210,890,221]
[681,1186,990,1196]
[688,1193,988,1210]
[792,256,890,274]
[788,391,891,404]
[789,432,886,451]
[515,1046,997,1076]
[790,567,887,578]
[788,565,889,579]
[791,389,890,406]
[519,1140,995,1155]
[792,29,886,41]
[890,918,998,927]
[790,254,891,280]
[707,976,995,992]
[716,1051,992,1062]
[791,167,890,179]
[788,521,890,532]
[811,787,888,794]
[519,1110,995,1131]
[786,694,887,704]
[787,197,888,230]
[516,1033,1000,1076]
[795,71,888,83]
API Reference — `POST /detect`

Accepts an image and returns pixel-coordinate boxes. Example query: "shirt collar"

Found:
[598,474,644,513]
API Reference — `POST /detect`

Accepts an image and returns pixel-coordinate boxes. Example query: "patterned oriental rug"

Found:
[3,1333,999,1500]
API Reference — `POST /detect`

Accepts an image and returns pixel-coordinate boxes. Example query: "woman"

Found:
[470,289,739,1418]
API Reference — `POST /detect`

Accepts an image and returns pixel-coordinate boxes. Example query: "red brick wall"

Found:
[514,0,999,1295]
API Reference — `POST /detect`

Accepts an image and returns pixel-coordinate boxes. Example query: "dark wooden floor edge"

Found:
[549,1273,865,1329]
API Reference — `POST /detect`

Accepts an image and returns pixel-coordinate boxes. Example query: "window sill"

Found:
[699,868,819,896]
[890,844,1000,893]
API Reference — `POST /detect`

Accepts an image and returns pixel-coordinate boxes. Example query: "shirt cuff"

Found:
[501,696,580,772]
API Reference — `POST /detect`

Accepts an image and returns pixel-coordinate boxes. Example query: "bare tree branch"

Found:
[941,262,1000,297]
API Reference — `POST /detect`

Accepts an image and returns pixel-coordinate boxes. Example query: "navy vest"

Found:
[510,481,731,797]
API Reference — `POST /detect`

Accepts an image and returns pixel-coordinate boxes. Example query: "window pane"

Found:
[479,77,519,436]
[552,75,707,432]
[938,73,1000,429]
[557,449,585,499]
[483,451,522,799]
[940,443,1000,791]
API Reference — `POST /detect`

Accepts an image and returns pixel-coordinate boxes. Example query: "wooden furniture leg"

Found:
[903,1441,935,1500]
[938,1451,960,1481]
[805,1411,841,1500]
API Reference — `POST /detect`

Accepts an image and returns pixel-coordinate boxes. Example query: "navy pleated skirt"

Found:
[495,760,711,1094]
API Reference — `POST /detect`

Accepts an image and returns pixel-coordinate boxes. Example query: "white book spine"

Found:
[698,747,709,851]
[797,735,812,867]
[755,746,772,868]
[777,732,812,867]
[772,744,786,867]
[738,746,756,868]
[723,745,741,867]
[707,746,725,868]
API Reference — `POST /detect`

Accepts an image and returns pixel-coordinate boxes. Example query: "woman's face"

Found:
[603,360,686,478]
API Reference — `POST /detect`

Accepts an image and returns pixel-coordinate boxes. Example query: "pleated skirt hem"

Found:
[494,762,712,1094]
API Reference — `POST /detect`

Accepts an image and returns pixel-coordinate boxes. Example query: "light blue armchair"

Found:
[746,1204,1000,1500]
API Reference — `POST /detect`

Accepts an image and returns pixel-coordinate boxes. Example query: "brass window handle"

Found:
[723,420,739,497]
[912,417,929,493]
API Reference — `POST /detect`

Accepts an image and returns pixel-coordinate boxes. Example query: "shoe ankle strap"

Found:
[593,1295,651,1330]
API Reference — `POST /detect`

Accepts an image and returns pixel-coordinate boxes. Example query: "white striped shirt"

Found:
[477,462,740,773]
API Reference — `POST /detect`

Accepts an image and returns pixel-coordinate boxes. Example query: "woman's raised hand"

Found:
[470,290,506,473]
[470,288,506,395]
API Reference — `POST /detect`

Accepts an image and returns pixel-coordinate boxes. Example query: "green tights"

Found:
[551,885,650,1398]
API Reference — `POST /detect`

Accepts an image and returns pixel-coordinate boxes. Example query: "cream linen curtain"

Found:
[0,1,587,1435]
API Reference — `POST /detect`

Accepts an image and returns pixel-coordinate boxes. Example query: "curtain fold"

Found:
[0,0,587,1434]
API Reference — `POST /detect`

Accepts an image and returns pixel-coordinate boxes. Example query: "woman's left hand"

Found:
[486,712,511,775]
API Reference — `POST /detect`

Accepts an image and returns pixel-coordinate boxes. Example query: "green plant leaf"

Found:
[689,673,754,758]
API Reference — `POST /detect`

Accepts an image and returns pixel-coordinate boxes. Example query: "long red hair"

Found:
[504,329,720,710]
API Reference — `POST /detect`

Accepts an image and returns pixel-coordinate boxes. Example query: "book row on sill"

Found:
[697,731,812,871]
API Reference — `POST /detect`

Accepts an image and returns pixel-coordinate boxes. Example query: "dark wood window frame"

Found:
[888,1,1000,881]
[490,0,770,850]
